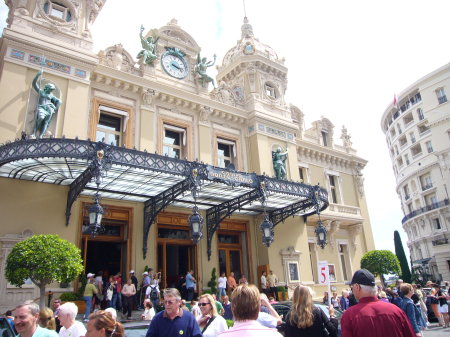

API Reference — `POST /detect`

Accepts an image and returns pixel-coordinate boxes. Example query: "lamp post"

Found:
[314,186,328,249]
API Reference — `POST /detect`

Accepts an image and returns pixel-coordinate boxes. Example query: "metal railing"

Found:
[432,238,448,246]
[402,199,449,224]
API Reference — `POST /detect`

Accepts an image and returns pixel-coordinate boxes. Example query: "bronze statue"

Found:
[137,25,159,65]
[31,71,61,139]
[272,147,288,179]
[195,53,216,88]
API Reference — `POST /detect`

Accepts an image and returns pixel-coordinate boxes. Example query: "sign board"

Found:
[318,261,330,285]
[206,165,257,187]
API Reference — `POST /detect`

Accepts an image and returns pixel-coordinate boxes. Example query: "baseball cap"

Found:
[87,273,95,278]
[129,270,135,274]
[143,271,148,275]
[346,269,375,286]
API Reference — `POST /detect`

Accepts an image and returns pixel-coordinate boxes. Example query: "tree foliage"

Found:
[207,267,218,295]
[360,250,401,280]
[394,230,412,283]
[5,234,83,307]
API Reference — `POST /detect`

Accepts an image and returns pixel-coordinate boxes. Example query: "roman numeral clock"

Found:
[161,47,189,79]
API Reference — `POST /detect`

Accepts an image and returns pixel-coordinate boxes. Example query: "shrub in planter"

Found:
[60,292,81,301]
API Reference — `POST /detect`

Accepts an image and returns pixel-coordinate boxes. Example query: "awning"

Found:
[412,257,432,265]
[0,137,329,259]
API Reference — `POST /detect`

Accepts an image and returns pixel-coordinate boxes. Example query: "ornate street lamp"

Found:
[314,186,327,249]
[260,211,274,247]
[188,167,203,244]
[189,205,203,244]
[88,148,107,237]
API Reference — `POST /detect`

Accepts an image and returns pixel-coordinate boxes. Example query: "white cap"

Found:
[87,273,95,278]
[143,271,148,275]
[129,270,135,274]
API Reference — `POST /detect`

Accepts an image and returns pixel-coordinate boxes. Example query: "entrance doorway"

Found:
[81,203,132,279]
[158,243,196,289]
[219,248,242,281]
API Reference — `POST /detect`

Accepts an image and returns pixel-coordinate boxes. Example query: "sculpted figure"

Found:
[272,147,288,179]
[31,71,61,138]
[137,25,159,65]
[195,53,216,88]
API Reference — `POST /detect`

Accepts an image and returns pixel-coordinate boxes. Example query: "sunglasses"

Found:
[198,302,210,307]
[164,300,177,305]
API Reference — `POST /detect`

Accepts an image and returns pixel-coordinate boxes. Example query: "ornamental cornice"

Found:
[218,59,287,83]
[297,142,367,175]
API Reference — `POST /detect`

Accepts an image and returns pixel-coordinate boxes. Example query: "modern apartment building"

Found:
[381,63,450,283]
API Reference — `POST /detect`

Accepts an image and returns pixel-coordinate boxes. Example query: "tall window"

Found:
[403,185,410,200]
[299,167,309,183]
[321,131,328,147]
[308,243,318,283]
[409,132,416,144]
[417,108,424,120]
[436,88,447,104]
[420,174,432,190]
[163,124,186,159]
[433,218,441,230]
[217,138,236,168]
[96,113,122,146]
[339,244,350,281]
[328,175,339,203]
[426,141,433,153]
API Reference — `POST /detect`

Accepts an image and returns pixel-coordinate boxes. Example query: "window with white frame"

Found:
[308,242,318,283]
[163,124,186,159]
[404,154,410,166]
[433,218,441,230]
[338,244,351,281]
[217,138,236,168]
[425,141,433,153]
[436,87,447,104]
[420,173,432,191]
[264,83,277,99]
[327,174,340,204]
[409,132,416,144]
[96,113,123,146]
[417,108,424,120]
[299,166,309,183]
[43,1,72,22]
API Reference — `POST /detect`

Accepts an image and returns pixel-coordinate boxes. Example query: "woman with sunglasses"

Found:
[196,293,228,337]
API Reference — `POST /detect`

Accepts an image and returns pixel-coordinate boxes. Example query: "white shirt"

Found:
[261,275,267,289]
[197,315,228,337]
[218,277,227,288]
[59,321,87,337]
[142,307,155,320]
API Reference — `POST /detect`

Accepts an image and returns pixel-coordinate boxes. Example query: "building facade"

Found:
[381,63,450,283]
[0,0,374,311]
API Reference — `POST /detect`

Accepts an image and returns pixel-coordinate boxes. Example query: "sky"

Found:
[1,0,450,259]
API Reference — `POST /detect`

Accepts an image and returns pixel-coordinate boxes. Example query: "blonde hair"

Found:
[89,311,124,337]
[39,307,56,330]
[198,294,218,317]
[400,283,413,296]
[289,285,314,329]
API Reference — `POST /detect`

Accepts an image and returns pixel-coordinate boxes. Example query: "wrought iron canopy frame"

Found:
[0,138,329,259]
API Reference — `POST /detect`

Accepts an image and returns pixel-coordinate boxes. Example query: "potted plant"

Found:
[276,285,288,301]
[59,274,88,314]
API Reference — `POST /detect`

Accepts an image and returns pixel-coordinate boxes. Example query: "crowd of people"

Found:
[1,268,449,337]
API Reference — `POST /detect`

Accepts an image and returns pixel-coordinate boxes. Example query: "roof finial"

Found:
[243,0,247,18]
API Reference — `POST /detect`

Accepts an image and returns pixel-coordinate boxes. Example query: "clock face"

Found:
[161,52,189,79]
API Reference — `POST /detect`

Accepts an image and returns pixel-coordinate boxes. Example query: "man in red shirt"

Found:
[341,269,416,337]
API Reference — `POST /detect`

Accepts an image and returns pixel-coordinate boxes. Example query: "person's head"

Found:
[379,291,387,298]
[58,302,78,328]
[342,290,349,297]
[87,311,124,337]
[262,271,267,276]
[202,57,207,63]
[221,272,225,277]
[222,296,229,304]
[87,273,95,280]
[332,292,337,297]
[14,300,40,336]
[5,310,12,317]
[129,270,135,275]
[163,288,182,317]
[144,301,153,309]
[290,285,314,329]
[396,279,403,286]
[231,284,260,321]
[43,83,56,93]
[198,294,217,317]
[143,298,151,307]
[126,279,132,285]
[269,270,273,275]
[38,307,56,330]
[230,272,234,277]
[348,269,377,300]
[52,299,61,310]
[104,308,117,322]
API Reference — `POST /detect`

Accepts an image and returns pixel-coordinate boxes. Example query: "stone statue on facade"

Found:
[272,147,288,179]
[137,25,159,65]
[341,125,352,151]
[195,53,216,88]
[31,71,61,139]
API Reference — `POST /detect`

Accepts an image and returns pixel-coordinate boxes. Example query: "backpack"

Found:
[150,286,159,300]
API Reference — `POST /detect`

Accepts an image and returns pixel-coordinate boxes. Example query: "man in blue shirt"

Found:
[14,300,58,337]
[145,288,201,337]
[185,270,196,301]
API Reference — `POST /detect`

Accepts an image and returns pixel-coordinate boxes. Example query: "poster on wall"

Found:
[328,264,336,282]
[288,262,300,282]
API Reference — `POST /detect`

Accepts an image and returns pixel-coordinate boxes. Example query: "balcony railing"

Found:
[432,238,448,246]
[402,199,449,224]
[421,183,433,191]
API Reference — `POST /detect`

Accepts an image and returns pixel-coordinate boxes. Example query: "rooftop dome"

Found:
[221,17,284,68]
